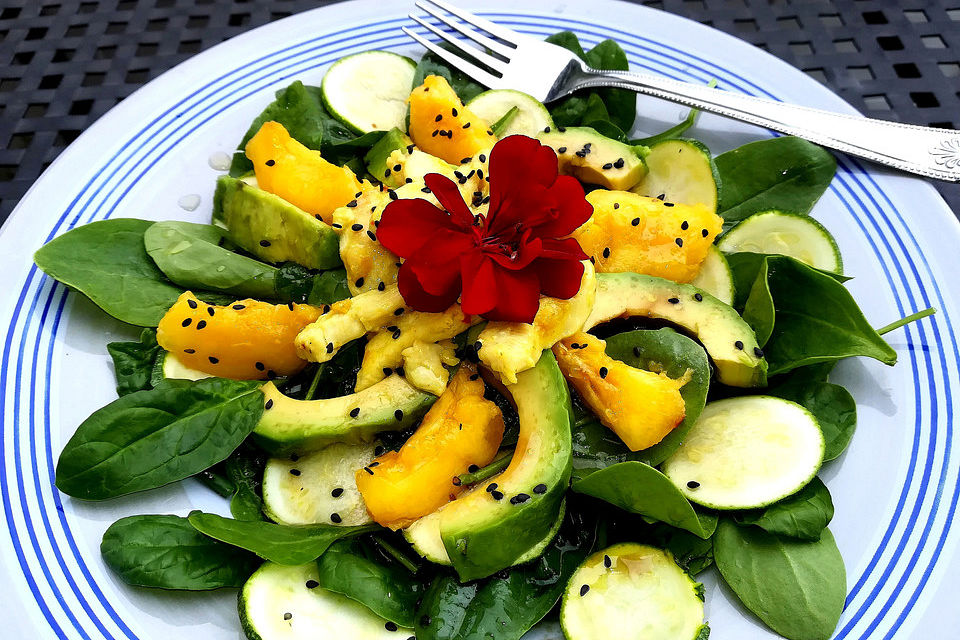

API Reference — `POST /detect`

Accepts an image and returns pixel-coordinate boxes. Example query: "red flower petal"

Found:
[397,261,461,313]
[532,257,585,300]
[406,229,475,296]
[533,176,594,238]
[460,252,498,316]
[485,233,543,271]
[486,135,559,233]
[424,173,475,228]
[484,267,542,323]
[540,236,589,262]
[377,197,463,258]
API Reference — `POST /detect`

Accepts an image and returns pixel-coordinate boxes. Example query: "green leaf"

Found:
[322,130,387,167]
[583,39,635,132]
[714,520,846,640]
[34,218,186,327]
[412,47,485,103]
[768,380,857,461]
[734,477,834,540]
[144,221,278,299]
[716,137,836,226]
[415,507,595,640]
[107,328,162,396]
[490,106,520,137]
[229,81,328,176]
[100,515,259,590]
[224,443,267,521]
[316,537,425,627]
[741,256,775,346]
[573,461,716,538]
[544,31,586,58]
[274,263,351,305]
[55,378,265,500]
[188,511,376,565]
[645,523,715,575]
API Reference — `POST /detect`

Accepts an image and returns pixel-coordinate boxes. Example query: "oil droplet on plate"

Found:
[178,194,201,211]
[208,151,231,171]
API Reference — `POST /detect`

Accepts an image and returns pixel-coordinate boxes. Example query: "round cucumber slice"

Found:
[321,51,416,134]
[690,246,734,306]
[239,562,410,640]
[662,396,825,510]
[718,210,843,273]
[154,351,213,381]
[560,543,707,640]
[262,442,377,527]
[631,138,720,213]
[466,89,553,138]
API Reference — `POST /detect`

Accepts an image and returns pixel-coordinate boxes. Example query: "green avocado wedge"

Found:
[438,350,573,582]
[252,375,435,456]
[585,272,767,387]
[212,175,340,270]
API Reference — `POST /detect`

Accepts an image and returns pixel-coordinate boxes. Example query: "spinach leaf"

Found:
[734,477,834,540]
[316,537,424,627]
[107,328,162,396]
[415,506,595,640]
[275,263,351,305]
[769,380,856,461]
[583,39,635,132]
[573,461,716,538]
[144,221,278,299]
[412,48,484,103]
[34,218,185,327]
[741,256,776,346]
[224,443,267,521]
[761,256,896,374]
[714,520,846,640]
[322,130,388,167]
[229,81,328,176]
[604,328,711,465]
[725,251,849,310]
[187,511,376,565]
[101,515,259,590]
[644,523,715,575]
[716,136,836,226]
[55,378,264,500]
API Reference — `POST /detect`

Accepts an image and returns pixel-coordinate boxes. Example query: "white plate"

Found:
[1,1,958,638]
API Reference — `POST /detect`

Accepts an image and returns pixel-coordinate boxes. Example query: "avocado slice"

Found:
[538,126,648,190]
[364,127,411,187]
[435,350,572,581]
[252,375,435,455]
[213,175,341,270]
[585,272,767,387]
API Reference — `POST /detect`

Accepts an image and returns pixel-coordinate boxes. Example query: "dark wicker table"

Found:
[2,0,959,224]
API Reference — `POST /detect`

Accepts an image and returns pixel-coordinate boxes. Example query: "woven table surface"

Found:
[1,0,959,225]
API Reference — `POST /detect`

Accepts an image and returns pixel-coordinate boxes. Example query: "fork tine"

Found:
[401,26,502,87]
[421,0,523,46]
[408,15,507,73]
[415,1,515,58]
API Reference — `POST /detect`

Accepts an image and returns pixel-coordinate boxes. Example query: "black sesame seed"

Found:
[614,158,625,169]
[315,214,322,220]
[331,487,344,498]
[474,340,482,352]
[374,445,385,456]
[260,239,271,247]
[543,126,551,133]
[461,156,472,164]
[491,490,504,500]
[599,367,608,379]
[486,483,498,493]
[181,318,192,327]
[352,223,363,231]
[421,186,431,193]
[283,612,292,620]
[675,238,684,247]
[392,329,401,340]
[384,168,392,178]
[575,150,587,158]
[664,202,675,207]
[394,308,405,316]
[268,370,276,379]
[290,453,300,462]
[232,304,246,310]
[406,144,415,154]
[196,320,207,330]
[479,153,487,163]
[687,480,700,489]
[668,297,680,304]
[369,461,380,468]
[378,281,386,292]
[208,356,219,364]
[469,373,479,381]
[558,126,566,132]
[184,348,196,354]
[287,302,295,311]
[322,305,331,313]
[533,483,547,494]
[330,513,342,523]
[463,122,471,129]
[613,202,620,209]
[657,193,666,200]
[346,199,358,208]
[580,584,590,597]
[395,409,404,421]
[187,299,198,309]
[590,256,595,264]
[432,130,439,137]
[350,407,361,418]
[486,129,493,135]
[405,178,412,183]
[694,293,703,302]
[306,580,319,589]
[389,191,399,201]
[266,159,276,167]
[367,230,377,242]
[363,466,373,475]
[386,621,399,632]
[435,114,443,122]
[393,164,402,172]
[355,277,365,288]
[602,247,611,259]
[735,340,744,350]
[510,493,530,504]
[557,146,567,154]
[265,399,274,410]
[604,554,612,568]
[452,476,462,486]
[602,162,613,170]
[332,223,342,229]
[289,468,301,477]
[754,347,765,358]
[468,464,479,473]
[631,217,640,226]
[326,342,334,354]
[702,228,709,237]
[681,220,689,230]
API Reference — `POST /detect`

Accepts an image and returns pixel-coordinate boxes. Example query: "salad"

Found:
[34,30,934,640]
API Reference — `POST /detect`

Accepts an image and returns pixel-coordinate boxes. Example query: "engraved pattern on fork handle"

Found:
[574,68,960,183]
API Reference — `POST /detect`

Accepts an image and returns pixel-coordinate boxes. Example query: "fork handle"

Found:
[578,68,960,182]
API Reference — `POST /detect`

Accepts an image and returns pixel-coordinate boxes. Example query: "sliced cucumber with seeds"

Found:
[151,351,213,383]
[662,396,824,510]
[718,210,843,273]
[561,543,707,640]
[321,51,417,134]
[690,246,734,306]
[631,138,720,213]
[466,89,553,138]
[239,562,411,640]
[263,442,377,527]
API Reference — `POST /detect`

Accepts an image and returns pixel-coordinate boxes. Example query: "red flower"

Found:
[376,135,592,323]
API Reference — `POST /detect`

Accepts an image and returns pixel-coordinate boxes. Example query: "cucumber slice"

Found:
[690,246,734,306]
[403,498,565,566]
[560,543,707,640]
[466,89,553,137]
[631,139,720,213]
[152,351,214,382]
[263,442,377,527]
[239,562,410,640]
[320,51,417,134]
[662,396,825,510]
[718,210,843,273]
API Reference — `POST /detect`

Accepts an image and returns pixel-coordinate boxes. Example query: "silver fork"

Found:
[404,0,960,183]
